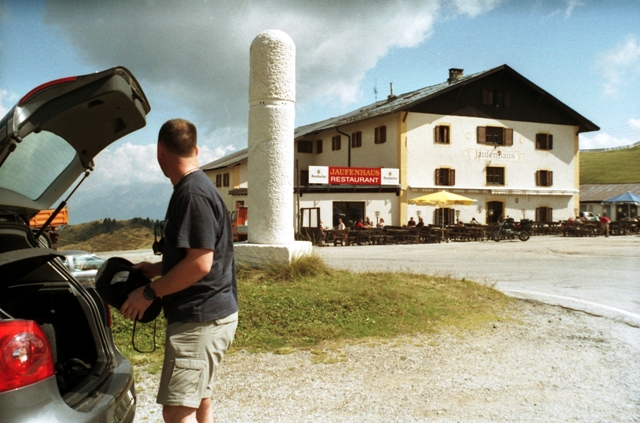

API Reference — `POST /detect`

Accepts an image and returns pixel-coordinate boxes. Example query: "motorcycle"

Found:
[491,217,532,242]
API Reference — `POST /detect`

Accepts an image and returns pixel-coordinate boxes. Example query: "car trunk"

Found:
[0,221,114,408]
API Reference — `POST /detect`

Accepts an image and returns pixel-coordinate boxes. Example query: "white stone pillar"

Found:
[248,29,295,244]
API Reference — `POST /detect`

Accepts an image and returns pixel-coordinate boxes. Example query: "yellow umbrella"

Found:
[409,191,476,239]
[409,190,476,207]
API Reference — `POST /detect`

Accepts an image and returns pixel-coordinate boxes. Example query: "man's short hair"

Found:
[158,119,197,157]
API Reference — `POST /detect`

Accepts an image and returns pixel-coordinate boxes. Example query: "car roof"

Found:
[0,66,151,220]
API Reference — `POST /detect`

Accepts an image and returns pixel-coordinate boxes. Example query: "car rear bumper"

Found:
[0,358,135,423]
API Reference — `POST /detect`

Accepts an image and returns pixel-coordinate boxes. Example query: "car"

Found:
[579,211,599,221]
[59,251,106,287]
[0,67,150,422]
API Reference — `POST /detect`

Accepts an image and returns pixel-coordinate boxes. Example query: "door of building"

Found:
[486,201,503,224]
[332,202,365,229]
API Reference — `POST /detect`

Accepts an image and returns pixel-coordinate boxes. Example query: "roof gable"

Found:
[296,64,599,138]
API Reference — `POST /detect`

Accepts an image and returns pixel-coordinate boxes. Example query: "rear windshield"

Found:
[0,130,76,200]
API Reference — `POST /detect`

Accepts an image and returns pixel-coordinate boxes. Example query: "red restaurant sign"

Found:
[329,167,380,185]
[308,166,399,185]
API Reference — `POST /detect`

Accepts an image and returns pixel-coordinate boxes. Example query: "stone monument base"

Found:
[233,241,313,268]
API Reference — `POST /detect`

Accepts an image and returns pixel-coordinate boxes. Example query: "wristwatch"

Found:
[143,283,157,301]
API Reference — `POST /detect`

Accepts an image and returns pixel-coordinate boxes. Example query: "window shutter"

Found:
[449,169,455,186]
[504,128,513,146]
[435,169,441,185]
[443,126,449,143]
[477,126,486,144]
[434,126,440,143]
[547,208,553,222]
[536,171,541,186]
[536,133,543,149]
[548,134,553,150]
[504,91,511,107]
[448,209,455,224]
[548,171,553,187]
[381,126,387,143]
[482,89,491,105]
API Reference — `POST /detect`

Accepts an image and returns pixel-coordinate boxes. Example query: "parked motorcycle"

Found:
[491,217,532,241]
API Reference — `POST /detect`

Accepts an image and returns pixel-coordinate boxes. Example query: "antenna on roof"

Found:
[374,78,378,102]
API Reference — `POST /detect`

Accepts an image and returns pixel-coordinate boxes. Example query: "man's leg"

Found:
[162,400,212,423]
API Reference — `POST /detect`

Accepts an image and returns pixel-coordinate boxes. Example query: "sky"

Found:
[1,0,639,223]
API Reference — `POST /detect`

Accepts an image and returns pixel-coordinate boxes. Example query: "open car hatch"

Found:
[0,67,151,218]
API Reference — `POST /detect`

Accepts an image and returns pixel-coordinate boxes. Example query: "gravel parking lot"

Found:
[104,236,640,422]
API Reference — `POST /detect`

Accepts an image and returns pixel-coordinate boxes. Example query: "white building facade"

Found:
[203,65,598,231]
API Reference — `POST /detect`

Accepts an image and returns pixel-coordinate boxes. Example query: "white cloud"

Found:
[579,132,635,150]
[563,0,584,19]
[0,88,18,117]
[42,0,497,147]
[597,34,640,96]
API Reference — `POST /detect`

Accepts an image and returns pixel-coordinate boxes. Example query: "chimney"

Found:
[387,82,396,101]
[448,68,464,84]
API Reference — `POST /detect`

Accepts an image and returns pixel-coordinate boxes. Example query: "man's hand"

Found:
[120,286,153,321]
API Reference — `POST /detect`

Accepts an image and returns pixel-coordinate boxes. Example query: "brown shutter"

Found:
[536,133,543,149]
[435,169,441,185]
[547,208,553,222]
[477,126,486,144]
[482,89,491,105]
[434,126,440,143]
[443,126,450,143]
[381,126,386,143]
[548,134,553,150]
[536,171,541,186]
[450,169,455,186]
[504,128,513,146]
[548,171,553,187]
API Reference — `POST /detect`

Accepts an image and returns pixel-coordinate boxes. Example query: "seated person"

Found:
[336,218,346,230]
[469,217,479,225]
[318,220,329,245]
[364,217,373,228]
[377,218,385,228]
[407,217,417,227]
[354,218,366,230]
[456,219,464,226]
[416,217,424,228]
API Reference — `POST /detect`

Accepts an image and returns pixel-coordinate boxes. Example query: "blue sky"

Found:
[1,0,639,222]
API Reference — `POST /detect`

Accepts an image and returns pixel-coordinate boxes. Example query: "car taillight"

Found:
[0,320,55,393]
[18,76,78,105]
[106,305,113,328]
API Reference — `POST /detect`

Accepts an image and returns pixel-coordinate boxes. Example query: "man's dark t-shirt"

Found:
[161,170,238,324]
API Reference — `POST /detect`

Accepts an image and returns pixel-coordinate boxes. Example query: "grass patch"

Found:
[580,144,640,184]
[112,254,514,364]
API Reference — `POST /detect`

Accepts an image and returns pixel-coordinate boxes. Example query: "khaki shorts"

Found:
[157,312,238,408]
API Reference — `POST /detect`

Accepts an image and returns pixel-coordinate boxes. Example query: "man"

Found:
[599,214,611,237]
[121,118,238,423]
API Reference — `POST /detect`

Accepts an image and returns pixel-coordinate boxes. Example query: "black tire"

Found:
[518,230,531,241]
[491,229,502,242]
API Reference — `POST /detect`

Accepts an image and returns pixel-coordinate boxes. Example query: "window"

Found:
[536,207,553,222]
[215,174,222,187]
[223,173,230,187]
[477,126,513,146]
[482,89,511,107]
[297,140,313,153]
[332,135,341,151]
[434,125,450,144]
[435,168,455,186]
[300,170,309,187]
[486,167,505,185]
[434,208,455,226]
[536,133,553,150]
[375,125,387,144]
[536,170,553,187]
[316,139,323,154]
[351,131,362,148]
